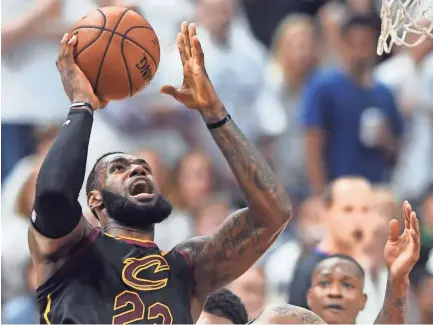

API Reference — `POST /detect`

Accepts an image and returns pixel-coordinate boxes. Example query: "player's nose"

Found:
[327,283,343,298]
[129,164,147,178]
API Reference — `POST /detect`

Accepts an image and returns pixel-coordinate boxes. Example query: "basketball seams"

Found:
[94,8,130,95]
[123,38,157,93]
[121,33,158,69]
[72,10,107,59]
[123,26,159,69]
[73,25,159,75]
[72,25,154,33]
[120,36,133,96]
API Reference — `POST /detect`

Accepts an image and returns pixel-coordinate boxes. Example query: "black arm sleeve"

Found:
[32,109,93,239]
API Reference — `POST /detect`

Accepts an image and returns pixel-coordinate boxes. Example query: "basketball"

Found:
[71,7,160,101]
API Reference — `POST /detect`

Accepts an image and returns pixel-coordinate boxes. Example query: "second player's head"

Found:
[197,288,249,324]
[307,254,367,324]
[86,152,172,231]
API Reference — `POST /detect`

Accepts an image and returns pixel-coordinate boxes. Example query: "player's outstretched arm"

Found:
[28,33,106,269]
[253,304,327,324]
[374,201,420,324]
[163,21,291,308]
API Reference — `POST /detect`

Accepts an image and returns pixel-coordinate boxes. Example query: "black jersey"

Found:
[36,228,193,324]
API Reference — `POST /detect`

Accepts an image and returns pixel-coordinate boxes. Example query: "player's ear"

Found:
[88,190,103,211]
[359,293,367,311]
[306,288,313,309]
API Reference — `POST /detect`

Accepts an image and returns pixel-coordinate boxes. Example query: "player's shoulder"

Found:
[254,304,327,324]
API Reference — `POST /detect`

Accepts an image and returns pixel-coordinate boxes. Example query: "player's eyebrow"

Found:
[109,157,151,170]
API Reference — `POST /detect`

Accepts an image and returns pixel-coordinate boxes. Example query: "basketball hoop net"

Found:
[377,0,433,55]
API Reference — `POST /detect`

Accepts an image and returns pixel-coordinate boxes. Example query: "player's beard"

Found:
[101,189,172,231]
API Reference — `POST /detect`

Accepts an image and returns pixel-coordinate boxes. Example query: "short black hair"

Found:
[341,13,379,36]
[204,288,249,324]
[86,151,125,217]
[317,254,365,278]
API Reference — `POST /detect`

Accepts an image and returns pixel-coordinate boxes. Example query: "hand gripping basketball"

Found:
[160,22,221,112]
[56,33,108,110]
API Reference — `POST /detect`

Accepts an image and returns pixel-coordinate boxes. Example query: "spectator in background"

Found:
[317,1,346,67]
[240,0,327,48]
[158,0,266,188]
[411,268,433,324]
[254,14,319,202]
[1,0,97,183]
[168,150,216,213]
[375,22,433,202]
[1,126,59,303]
[194,196,230,236]
[346,0,377,13]
[264,196,324,302]
[420,187,433,250]
[288,177,380,320]
[302,14,403,194]
[155,150,215,250]
[229,267,266,321]
[2,260,38,324]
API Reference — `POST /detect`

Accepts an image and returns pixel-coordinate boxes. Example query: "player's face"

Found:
[97,153,172,229]
[342,26,376,71]
[197,311,233,324]
[308,258,366,324]
[325,179,374,248]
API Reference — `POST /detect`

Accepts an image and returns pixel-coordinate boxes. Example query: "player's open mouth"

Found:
[128,177,155,202]
[324,304,344,313]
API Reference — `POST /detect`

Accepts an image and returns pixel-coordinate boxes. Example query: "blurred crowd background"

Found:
[2,0,433,323]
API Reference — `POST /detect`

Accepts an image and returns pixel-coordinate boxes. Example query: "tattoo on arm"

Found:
[192,209,263,289]
[179,112,291,297]
[374,278,408,324]
[270,305,325,324]
[210,117,279,194]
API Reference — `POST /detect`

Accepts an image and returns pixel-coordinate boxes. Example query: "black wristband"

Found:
[71,101,94,115]
[206,114,231,130]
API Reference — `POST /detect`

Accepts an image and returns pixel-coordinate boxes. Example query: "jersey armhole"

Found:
[35,227,101,299]
[178,250,194,285]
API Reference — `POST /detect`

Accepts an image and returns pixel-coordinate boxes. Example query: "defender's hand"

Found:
[160,22,222,115]
[384,201,420,280]
[56,33,108,110]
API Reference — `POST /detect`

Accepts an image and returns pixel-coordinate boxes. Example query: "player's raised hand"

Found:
[384,201,420,280]
[56,33,108,110]
[160,22,222,113]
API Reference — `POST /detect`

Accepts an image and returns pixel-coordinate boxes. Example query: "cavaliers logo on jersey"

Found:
[121,254,170,291]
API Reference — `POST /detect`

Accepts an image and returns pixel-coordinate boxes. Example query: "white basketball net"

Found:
[377,0,433,55]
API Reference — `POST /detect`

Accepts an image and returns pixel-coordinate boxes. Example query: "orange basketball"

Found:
[71,7,160,101]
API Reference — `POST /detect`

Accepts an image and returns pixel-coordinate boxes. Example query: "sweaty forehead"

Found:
[315,258,362,279]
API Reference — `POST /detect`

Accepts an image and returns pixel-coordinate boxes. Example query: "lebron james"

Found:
[28,22,291,324]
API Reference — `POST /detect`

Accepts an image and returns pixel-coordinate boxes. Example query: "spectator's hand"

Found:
[384,201,420,280]
[56,33,108,110]
[160,22,222,115]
